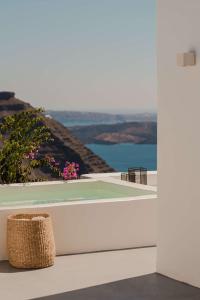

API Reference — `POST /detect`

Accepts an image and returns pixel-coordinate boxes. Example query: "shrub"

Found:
[0,108,60,183]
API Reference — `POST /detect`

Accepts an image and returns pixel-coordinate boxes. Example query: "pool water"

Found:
[0,180,155,207]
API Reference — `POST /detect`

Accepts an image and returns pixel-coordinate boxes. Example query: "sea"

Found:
[62,121,157,172]
[87,143,156,172]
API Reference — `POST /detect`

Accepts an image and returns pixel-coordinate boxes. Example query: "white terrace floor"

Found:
[0,247,156,300]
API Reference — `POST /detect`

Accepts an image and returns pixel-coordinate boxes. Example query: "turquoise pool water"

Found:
[0,180,155,207]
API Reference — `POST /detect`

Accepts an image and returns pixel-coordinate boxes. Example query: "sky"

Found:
[0,0,156,113]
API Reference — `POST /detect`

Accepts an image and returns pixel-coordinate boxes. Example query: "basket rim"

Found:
[7,213,50,221]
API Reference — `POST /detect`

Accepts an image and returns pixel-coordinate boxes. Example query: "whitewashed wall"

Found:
[0,197,157,261]
[147,171,157,187]
[157,0,200,287]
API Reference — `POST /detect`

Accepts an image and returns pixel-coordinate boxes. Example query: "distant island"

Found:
[47,111,157,145]
[47,110,157,125]
[70,122,157,145]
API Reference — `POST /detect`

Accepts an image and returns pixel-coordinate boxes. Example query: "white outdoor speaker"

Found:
[177,52,196,67]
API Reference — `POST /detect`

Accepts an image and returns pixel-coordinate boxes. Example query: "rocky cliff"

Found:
[0,93,114,180]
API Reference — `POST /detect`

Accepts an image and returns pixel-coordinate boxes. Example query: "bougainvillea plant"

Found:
[0,108,80,184]
[0,108,58,183]
[62,162,79,180]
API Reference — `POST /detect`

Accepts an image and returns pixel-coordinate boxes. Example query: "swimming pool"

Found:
[0,180,155,207]
[0,177,157,259]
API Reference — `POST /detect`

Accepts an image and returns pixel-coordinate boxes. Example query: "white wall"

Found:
[147,171,157,187]
[0,197,157,261]
[157,0,200,287]
[81,172,157,187]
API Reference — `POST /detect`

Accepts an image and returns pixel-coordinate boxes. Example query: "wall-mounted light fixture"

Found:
[177,52,196,67]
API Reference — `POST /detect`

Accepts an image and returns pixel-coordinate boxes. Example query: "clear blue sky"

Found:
[0,0,156,113]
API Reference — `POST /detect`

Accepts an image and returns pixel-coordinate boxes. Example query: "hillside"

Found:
[0,92,114,180]
[70,122,157,145]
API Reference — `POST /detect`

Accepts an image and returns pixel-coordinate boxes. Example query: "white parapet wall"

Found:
[146,171,157,187]
[0,195,157,261]
[81,171,157,187]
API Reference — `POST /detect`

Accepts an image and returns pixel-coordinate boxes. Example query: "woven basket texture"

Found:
[7,213,55,269]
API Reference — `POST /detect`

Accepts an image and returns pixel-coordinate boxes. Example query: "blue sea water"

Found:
[63,120,123,127]
[58,119,157,172]
[63,121,102,126]
[86,143,157,172]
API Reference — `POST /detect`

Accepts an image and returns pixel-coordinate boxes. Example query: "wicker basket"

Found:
[7,213,55,269]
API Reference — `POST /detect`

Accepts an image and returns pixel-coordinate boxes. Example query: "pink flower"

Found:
[62,161,79,180]
[24,148,39,160]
